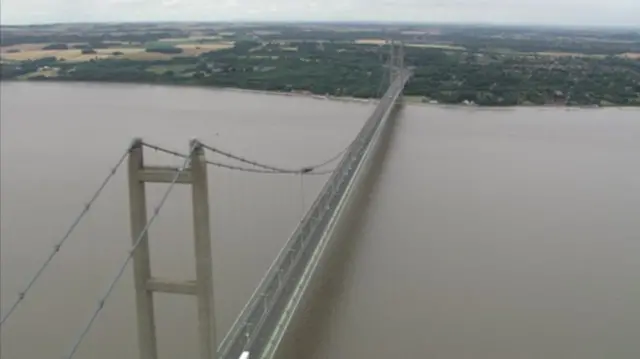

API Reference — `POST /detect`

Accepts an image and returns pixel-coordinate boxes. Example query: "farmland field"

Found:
[0,39,235,62]
[355,39,465,50]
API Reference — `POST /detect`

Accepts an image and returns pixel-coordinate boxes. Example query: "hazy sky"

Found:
[1,0,639,27]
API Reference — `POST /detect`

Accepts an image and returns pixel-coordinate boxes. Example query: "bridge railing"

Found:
[217,71,409,359]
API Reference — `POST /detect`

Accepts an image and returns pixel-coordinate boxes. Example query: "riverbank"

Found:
[226,87,638,109]
[220,86,377,105]
[4,78,638,109]
[2,76,379,103]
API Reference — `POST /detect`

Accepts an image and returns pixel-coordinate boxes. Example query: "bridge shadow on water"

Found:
[275,103,404,359]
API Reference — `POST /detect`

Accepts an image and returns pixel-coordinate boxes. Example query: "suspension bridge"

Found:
[0,42,410,359]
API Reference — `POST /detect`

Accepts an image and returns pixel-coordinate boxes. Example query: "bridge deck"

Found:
[217,71,410,359]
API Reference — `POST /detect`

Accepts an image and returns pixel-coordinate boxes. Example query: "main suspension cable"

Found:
[140,141,337,176]
[63,144,196,359]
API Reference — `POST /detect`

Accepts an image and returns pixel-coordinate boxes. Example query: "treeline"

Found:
[255,25,640,55]
[207,24,640,54]
[436,34,640,55]
[0,31,189,46]
[3,39,639,106]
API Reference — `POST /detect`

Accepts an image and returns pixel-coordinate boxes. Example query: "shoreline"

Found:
[3,78,638,109]
[219,86,378,105]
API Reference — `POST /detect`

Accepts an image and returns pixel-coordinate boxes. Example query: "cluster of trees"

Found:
[403,50,640,105]
[0,56,58,79]
[194,41,386,97]
[51,59,162,83]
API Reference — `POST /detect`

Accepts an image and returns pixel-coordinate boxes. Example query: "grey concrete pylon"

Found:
[128,139,159,359]
[389,39,396,85]
[190,139,217,359]
[128,138,216,359]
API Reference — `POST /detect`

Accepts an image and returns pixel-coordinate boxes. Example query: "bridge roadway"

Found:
[217,70,411,359]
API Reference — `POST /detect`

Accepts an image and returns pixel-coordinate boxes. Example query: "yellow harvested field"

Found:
[355,39,388,45]
[98,48,145,55]
[355,39,465,50]
[55,50,107,61]
[0,48,143,62]
[121,51,173,61]
[534,51,606,58]
[405,43,466,50]
[65,54,112,62]
[176,43,234,55]
[250,55,280,60]
[401,31,428,35]
[620,52,640,59]
[0,44,233,62]
[254,30,281,36]
[159,36,222,42]
[20,68,59,79]
[0,40,232,61]
[177,43,233,49]
[64,48,140,62]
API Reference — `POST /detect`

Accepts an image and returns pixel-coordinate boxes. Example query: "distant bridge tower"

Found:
[388,39,405,101]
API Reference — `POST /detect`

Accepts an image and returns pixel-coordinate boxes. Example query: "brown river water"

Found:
[1,82,639,359]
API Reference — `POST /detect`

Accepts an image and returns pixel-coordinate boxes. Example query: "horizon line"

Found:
[1,19,639,30]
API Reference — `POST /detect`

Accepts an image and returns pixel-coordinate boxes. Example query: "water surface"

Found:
[0,82,369,358]
[287,105,640,359]
[2,82,639,359]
